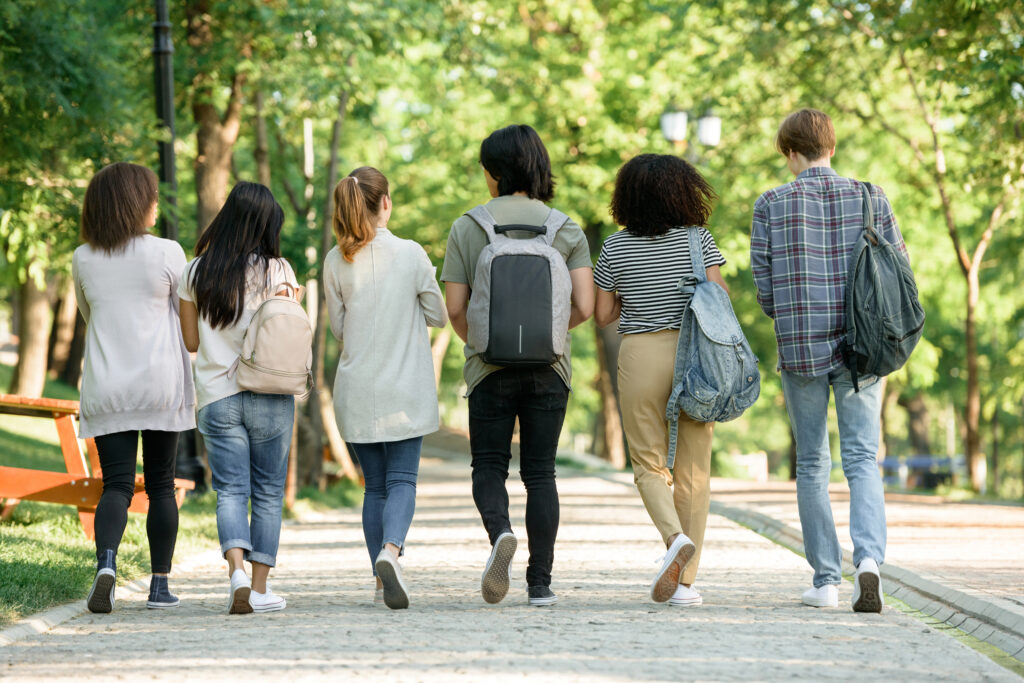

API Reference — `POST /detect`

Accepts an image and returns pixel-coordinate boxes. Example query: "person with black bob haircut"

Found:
[178,181,301,615]
[594,153,729,607]
[74,162,196,614]
[441,124,594,607]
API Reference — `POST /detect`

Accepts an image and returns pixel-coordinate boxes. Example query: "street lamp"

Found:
[660,105,721,158]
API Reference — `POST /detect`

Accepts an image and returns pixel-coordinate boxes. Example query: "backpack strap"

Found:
[686,227,707,282]
[861,182,878,247]
[539,209,570,247]
[465,205,502,243]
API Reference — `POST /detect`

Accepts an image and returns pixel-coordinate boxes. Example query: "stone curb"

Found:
[0,548,222,648]
[709,500,1024,664]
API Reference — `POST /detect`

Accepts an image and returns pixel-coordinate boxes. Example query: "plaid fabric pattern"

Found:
[750,167,907,377]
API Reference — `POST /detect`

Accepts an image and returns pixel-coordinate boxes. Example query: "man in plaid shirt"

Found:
[751,108,908,614]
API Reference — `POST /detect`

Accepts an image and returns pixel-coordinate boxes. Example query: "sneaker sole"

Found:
[669,597,703,607]
[650,541,695,603]
[528,596,558,607]
[482,534,517,604]
[375,557,410,610]
[146,600,180,609]
[853,572,883,613]
[802,595,838,608]
[229,585,253,614]
[87,570,115,614]
[251,600,286,613]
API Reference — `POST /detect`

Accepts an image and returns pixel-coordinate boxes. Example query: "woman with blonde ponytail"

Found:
[324,166,448,609]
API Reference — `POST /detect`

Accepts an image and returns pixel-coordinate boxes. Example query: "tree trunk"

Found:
[897,392,932,455]
[9,277,53,397]
[187,1,247,233]
[431,326,451,390]
[966,269,984,491]
[254,91,271,188]
[60,311,86,389]
[593,324,626,468]
[788,426,797,481]
[990,407,999,494]
[47,279,77,379]
[306,91,352,486]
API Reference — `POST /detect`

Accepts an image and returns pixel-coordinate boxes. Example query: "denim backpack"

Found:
[841,182,925,391]
[665,228,760,467]
[464,205,572,366]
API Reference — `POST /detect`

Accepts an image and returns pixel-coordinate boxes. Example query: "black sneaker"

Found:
[528,585,558,606]
[147,575,180,609]
[87,549,117,613]
[481,531,517,604]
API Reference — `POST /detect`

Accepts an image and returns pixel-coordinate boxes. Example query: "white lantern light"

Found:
[660,109,689,143]
[696,111,722,147]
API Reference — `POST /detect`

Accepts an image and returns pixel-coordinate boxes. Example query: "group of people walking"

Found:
[72,108,903,616]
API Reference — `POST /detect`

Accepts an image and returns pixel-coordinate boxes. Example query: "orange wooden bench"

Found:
[0,393,195,538]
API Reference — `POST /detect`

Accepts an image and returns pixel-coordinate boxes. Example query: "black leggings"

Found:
[93,430,179,574]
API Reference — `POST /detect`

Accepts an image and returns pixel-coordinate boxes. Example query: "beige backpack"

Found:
[233,283,313,398]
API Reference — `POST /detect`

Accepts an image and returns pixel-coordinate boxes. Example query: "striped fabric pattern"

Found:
[595,227,726,335]
[750,167,908,377]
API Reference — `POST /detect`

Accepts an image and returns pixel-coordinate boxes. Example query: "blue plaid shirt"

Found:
[750,167,907,377]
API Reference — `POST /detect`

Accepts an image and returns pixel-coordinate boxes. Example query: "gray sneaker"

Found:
[481,531,517,604]
[528,585,558,606]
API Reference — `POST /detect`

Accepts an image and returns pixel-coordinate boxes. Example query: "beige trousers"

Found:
[618,330,714,585]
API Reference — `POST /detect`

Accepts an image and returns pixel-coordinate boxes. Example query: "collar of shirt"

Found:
[796,166,838,181]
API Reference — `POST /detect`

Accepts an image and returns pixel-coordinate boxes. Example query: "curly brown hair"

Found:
[609,154,717,236]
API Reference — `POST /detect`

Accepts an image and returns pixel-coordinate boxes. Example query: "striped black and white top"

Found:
[594,226,727,335]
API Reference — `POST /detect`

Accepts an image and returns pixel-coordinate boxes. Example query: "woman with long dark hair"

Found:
[74,162,195,613]
[325,166,447,609]
[594,154,728,607]
[178,181,299,614]
[441,125,594,607]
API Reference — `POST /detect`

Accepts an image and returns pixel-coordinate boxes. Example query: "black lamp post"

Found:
[153,0,177,241]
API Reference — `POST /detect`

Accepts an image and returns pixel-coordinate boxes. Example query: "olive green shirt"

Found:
[440,195,593,395]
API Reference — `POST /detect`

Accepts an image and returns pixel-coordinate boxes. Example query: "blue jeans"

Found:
[781,367,886,587]
[198,392,294,567]
[350,437,423,576]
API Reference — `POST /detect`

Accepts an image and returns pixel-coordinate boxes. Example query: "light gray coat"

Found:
[324,229,448,443]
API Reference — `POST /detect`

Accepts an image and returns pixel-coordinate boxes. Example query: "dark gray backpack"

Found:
[841,183,925,391]
[465,205,572,366]
[665,228,760,467]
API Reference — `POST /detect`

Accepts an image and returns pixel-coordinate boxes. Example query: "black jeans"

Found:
[468,366,569,587]
[93,430,179,574]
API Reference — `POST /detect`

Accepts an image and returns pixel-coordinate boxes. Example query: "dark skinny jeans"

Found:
[468,366,569,587]
[93,430,179,574]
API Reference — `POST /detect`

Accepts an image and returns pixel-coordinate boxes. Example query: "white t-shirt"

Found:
[178,256,298,411]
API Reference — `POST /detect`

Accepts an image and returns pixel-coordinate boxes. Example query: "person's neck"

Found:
[793,157,831,176]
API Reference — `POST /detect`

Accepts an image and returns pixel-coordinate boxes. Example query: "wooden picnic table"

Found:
[0,393,194,538]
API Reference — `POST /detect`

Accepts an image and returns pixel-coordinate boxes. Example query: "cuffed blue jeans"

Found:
[350,437,423,576]
[781,367,886,588]
[198,392,294,567]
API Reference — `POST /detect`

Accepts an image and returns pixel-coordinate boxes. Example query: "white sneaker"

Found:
[802,584,839,608]
[650,533,696,603]
[228,569,253,614]
[374,549,410,610]
[249,584,286,613]
[668,584,703,607]
[852,558,883,613]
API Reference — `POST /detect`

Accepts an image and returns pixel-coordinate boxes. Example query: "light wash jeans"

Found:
[198,391,294,567]
[781,367,886,587]
[349,437,422,576]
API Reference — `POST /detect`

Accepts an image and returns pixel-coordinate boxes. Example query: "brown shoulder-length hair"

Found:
[81,162,158,252]
[609,154,717,237]
[332,166,389,262]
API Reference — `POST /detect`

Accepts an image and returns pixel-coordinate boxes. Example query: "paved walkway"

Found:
[0,441,1018,681]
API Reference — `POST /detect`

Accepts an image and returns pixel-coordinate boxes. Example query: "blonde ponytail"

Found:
[332,167,389,262]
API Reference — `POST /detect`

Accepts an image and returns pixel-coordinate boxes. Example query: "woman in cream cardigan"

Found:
[324,166,448,610]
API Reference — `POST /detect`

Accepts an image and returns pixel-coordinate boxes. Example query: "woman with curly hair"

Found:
[594,154,728,607]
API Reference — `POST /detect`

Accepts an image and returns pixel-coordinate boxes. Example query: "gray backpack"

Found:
[841,182,925,391]
[665,228,760,467]
[465,205,572,366]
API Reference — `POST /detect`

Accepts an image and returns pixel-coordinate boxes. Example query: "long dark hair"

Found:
[479,124,555,201]
[189,182,285,329]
